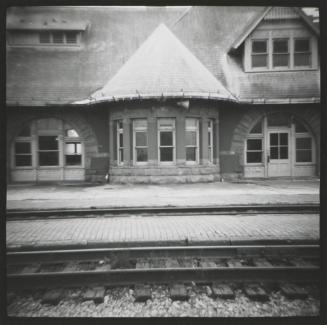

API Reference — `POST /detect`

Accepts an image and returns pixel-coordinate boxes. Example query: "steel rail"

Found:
[6,203,319,219]
[7,266,319,290]
[6,245,320,264]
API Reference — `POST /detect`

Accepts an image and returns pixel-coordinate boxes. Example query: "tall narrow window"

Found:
[295,121,313,163]
[294,39,311,67]
[38,136,59,166]
[117,120,124,165]
[64,128,82,166]
[246,121,264,164]
[53,32,64,44]
[251,40,268,68]
[273,39,289,68]
[133,119,148,164]
[158,119,175,163]
[208,120,213,163]
[15,142,32,166]
[185,118,199,163]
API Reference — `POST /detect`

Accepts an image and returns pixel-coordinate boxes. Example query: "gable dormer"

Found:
[231,7,319,72]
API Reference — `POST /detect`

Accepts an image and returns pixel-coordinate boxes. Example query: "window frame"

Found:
[294,121,314,165]
[185,118,199,164]
[245,121,264,165]
[116,120,124,166]
[251,39,269,70]
[272,38,290,69]
[208,119,214,163]
[157,118,176,165]
[133,119,148,165]
[247,35,315,72]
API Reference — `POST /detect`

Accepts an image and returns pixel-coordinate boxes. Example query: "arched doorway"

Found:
[244,113,316,178]
[11,118,85,182]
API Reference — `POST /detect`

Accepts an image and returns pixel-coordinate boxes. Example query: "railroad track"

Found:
[6,203,319,219]
[7,244,319,301]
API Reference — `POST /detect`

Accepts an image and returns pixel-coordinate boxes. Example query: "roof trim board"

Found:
[230,7,319,51]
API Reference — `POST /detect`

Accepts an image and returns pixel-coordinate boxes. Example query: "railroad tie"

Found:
[252,258,273,267]
[279,283,308,299]
[244,284,269,301]
[41,288,64,305]
[227,259,243,268]
[22,263,40,274]
[165,259,180,268]
[82,287,106,303]
[200,261,217,268]
[134,284,151,302]
[211,283,235,299]
[170,284,189,301]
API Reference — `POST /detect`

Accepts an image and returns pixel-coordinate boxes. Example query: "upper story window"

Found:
[39,31,79,45]
[248,36,315,71]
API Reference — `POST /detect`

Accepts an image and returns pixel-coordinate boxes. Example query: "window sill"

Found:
[246,67,317,73]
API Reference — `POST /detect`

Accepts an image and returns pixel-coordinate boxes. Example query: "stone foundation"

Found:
[109,165,220,184]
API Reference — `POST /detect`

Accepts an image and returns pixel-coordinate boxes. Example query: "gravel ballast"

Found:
[7,284,319,317]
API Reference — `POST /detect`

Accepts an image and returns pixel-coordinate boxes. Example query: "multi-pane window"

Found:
[294,39,311,67]
[38,31,79,45]
[273,39,289,68]
[133,119,148,164]
[251,40,268,68]
[38,136,59,166]
[13,120,83,168]
[158,119,175,163]
[246,121,264,164]
[250,37,313,70]
[185,118,199,163]
[117,120,124,165]
[269,133,288,159]
[295,121,313,163]
[65,129,82,166]
[208,120,213,163]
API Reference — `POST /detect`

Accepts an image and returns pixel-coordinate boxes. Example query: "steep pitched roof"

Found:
[77,23,235,104]
[230,6,319,51]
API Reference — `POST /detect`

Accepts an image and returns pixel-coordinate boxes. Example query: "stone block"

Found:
[280,284,308,299]
[42,289,64,305]
[244,284,268,301]
[170,284,189,301]
[211,283,235,299]
[82,287,106,304]
[134,285,152,302]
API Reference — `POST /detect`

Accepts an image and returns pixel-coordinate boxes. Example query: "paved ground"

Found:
[6,179,319,210]
[6,214,319,250]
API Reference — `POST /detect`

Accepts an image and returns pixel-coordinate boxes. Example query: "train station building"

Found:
[6,6,320,183]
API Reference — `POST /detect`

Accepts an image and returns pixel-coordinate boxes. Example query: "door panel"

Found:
[267,131,291,177]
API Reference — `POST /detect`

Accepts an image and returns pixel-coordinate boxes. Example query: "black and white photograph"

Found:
[4,3,322,320]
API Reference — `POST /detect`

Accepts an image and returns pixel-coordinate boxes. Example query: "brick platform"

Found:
[6,214,319,250]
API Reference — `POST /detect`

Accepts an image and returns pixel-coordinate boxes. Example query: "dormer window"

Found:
[38,31,79,45]
[248,36,315,71]
[272,39,289,68]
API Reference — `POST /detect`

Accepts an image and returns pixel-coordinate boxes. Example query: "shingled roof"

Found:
[78,23,235,104]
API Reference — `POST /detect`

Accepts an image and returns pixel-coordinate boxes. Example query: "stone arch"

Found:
[230,107,320,172]
[7,110,99,170]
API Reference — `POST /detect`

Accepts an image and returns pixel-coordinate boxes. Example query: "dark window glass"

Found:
[66,32,77,44]
[247,139,262,151]
[15,142,31,154]
[252,55,268,68]
[53,32,64,43]
[280,133,288,146]
[18,126,31,137]
[270,134,278,146]
[186,131,197,146]
[39,152,59,166]
[39,136,58,150]
[136,148,148,162]
[186,147,196,161]
[273,54,289,67]
[270,147,278,159]
[246,152,262,163]
[65,155,82,165]
[296,138,311,150]
[39,32,50,44]
[295,121,308,133]
[119,149,124,162]
[295,39,310,52]
[160,148,173,162]
[119,133,123,147]
[136,132,147,146]
[273,40,288,53]
[296,150,312,162]
[280,147,288,159]
[208,132,211,146]
[118,121,123,129]
[294,53,311,66]
[250,121,262,134]
[267,114,290,127]
[252,40,267,53]
[15,155,32,166]
[160,132,173,146]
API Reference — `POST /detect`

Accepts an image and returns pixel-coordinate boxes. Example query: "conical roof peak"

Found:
[87,23,235,103]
